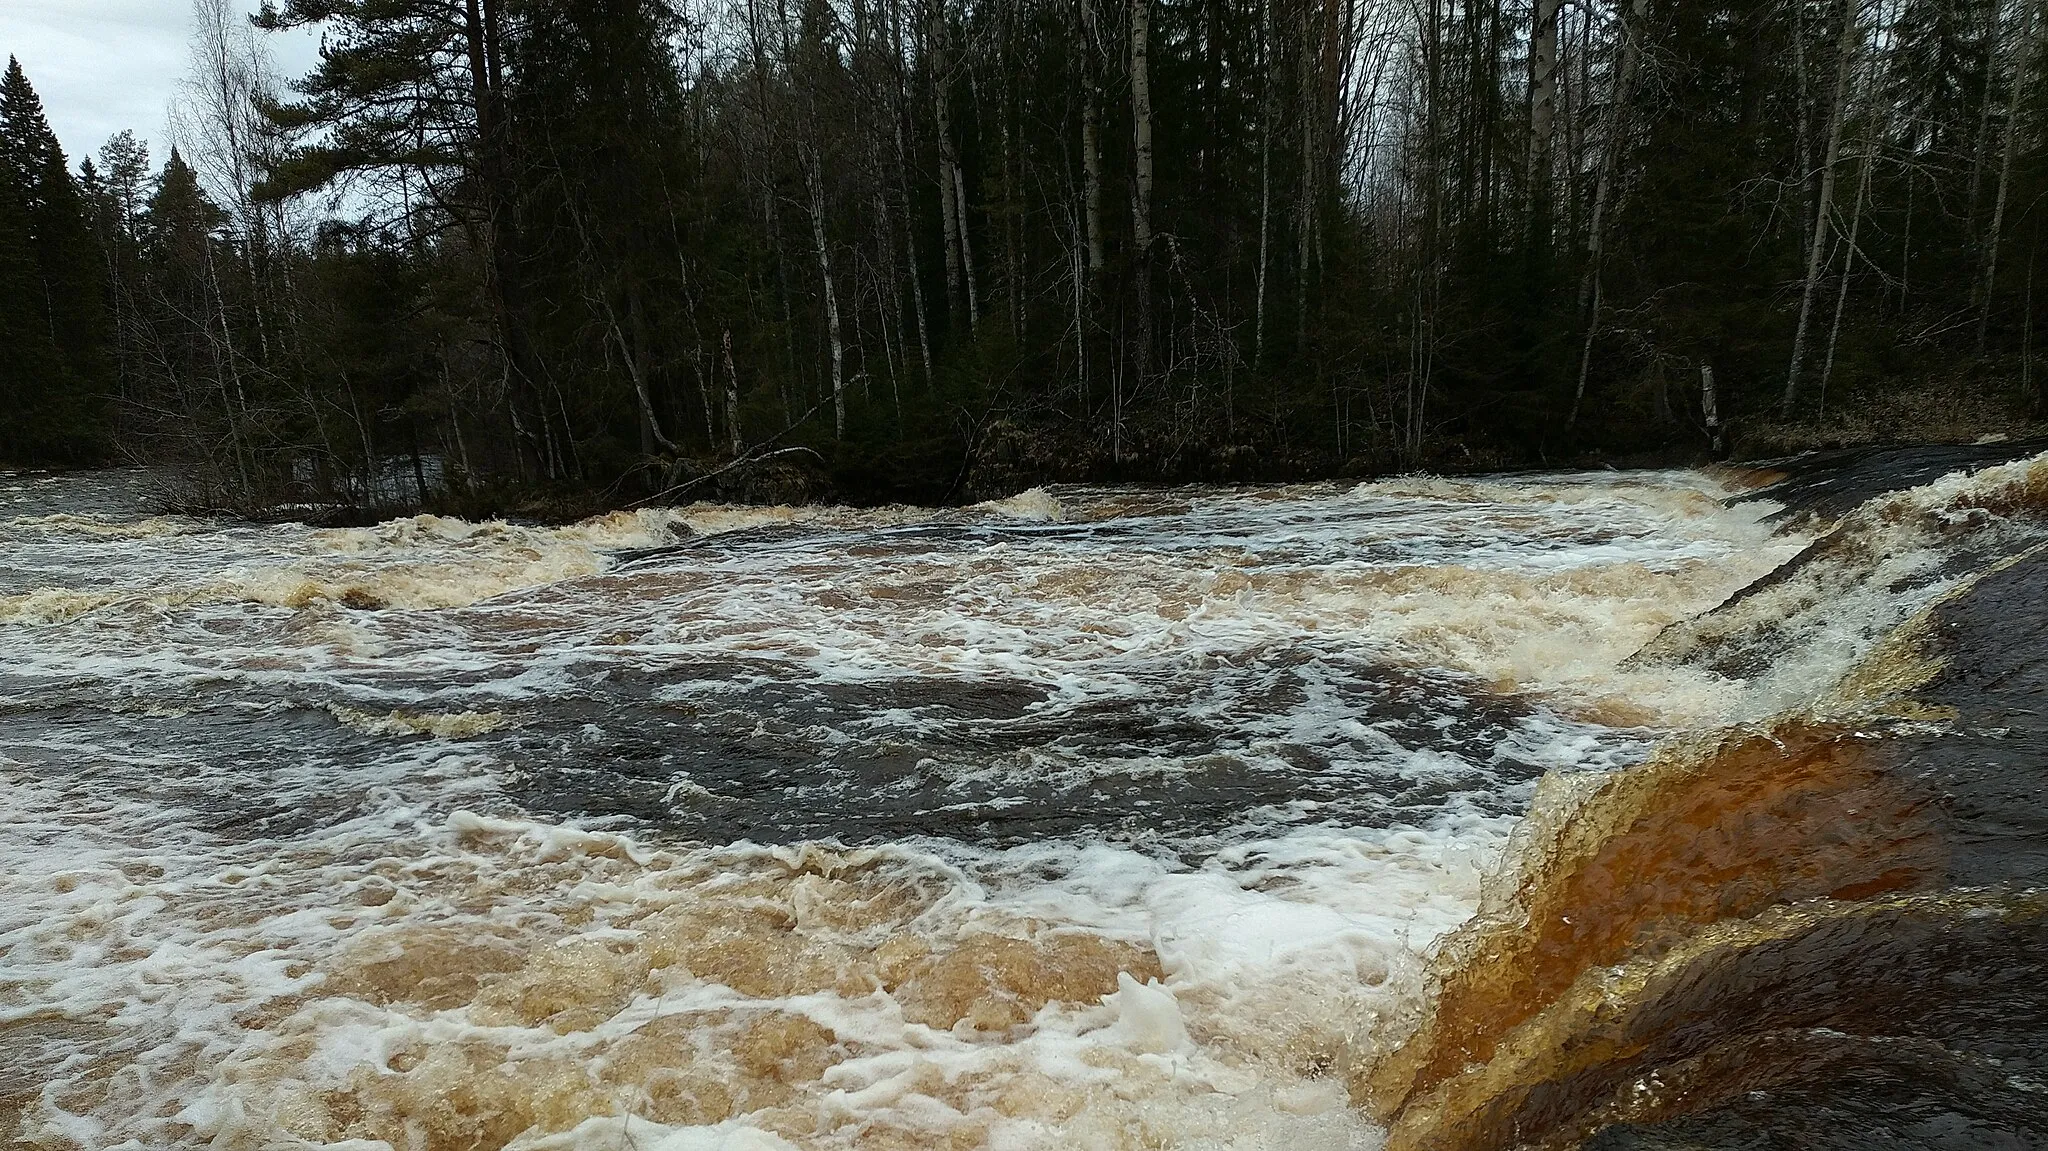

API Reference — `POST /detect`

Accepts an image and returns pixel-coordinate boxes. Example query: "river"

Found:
[1,454,2043,1151]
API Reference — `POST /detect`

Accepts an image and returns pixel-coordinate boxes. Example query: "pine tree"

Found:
[254,0,545,421]
[87,133,152,412]
[97,131,152,242]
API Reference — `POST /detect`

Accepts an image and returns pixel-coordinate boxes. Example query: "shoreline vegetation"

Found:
[8,0,2048,521]
[8,376,2047,528]
[11,413,2044,531]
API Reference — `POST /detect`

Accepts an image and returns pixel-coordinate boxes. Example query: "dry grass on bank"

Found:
[1736,375,2048,459]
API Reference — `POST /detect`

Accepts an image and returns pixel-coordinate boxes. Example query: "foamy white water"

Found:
[0,468,1811,1150]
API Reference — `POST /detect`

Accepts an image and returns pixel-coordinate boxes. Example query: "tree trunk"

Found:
[722,328,744,454]
[1794,0,1814,265]
[901,171,935,380]
[1255,0,1274,370]
[461,0,541,415]
[1528,0,1563,258]
[954,162,980,329]
[874,184,909,413]
[1980,0,2040,353]
[1969,0,2008,231]
[888,0,933,382]
[806,155,847,438]
[615,289,676,456]
[2028,219,2041,399]
[927,4,975,335]
[1702,359,1724,456]
[1820,135,1875,412]
[1901,167,1914,311]
[1070,204,1088,409]
[1568,0,1647,428]
[1001,106,1021,342]
[1131,0,1156,386]
[1079,0,1106,282]
[1566,4,1591,253]
[930,10,965,323]
[1296,1,1321,352]
[1782,0,1861,416]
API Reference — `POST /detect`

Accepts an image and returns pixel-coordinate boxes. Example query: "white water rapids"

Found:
[0,468,1835,1150]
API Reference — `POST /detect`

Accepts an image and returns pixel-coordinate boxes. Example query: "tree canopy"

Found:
[0,57,107,463]
[8,0,2048,502]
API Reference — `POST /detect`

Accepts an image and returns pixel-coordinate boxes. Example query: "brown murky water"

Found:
[1,454,2043,1150]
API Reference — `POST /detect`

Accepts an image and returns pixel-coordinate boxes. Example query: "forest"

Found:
[2,0,2046,509]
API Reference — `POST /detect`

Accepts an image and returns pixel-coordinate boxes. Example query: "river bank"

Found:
[13,381,2034,531]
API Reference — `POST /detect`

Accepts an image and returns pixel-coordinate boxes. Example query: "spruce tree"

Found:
[97,132,151,242]
[145,149,225,268]
[140,149,228,417]
[0,59,60,207]
[0,137,60,464]
[0,57,110,460]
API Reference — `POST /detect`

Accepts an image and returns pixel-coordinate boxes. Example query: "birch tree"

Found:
[1980,0,2042,351]
[1783,0,1864,416]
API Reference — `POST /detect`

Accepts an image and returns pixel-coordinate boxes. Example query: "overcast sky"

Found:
[0,1,321,171]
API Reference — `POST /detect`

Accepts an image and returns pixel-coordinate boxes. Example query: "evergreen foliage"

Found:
[0,57,109,463]
[9,0,2048,498]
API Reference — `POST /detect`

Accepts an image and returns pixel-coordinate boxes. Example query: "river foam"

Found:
[3,463,1918,1150]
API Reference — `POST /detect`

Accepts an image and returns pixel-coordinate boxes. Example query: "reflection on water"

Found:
[1,457,2042,1149]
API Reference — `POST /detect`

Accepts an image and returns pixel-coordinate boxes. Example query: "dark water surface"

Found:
[1,458,2043,1151]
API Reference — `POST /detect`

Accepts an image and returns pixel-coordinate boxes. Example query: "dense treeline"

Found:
[6,0,2048,504]
[0,59,109,464]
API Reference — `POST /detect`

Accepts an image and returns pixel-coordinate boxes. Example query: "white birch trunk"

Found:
[1131,0,1155,385]
[1820,136,1876,411]
[1569,0,1647,427]
[1079,0,1106,280]
[806,157,847,438]
[722,329,744,455]
[1782,1,1862,416]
